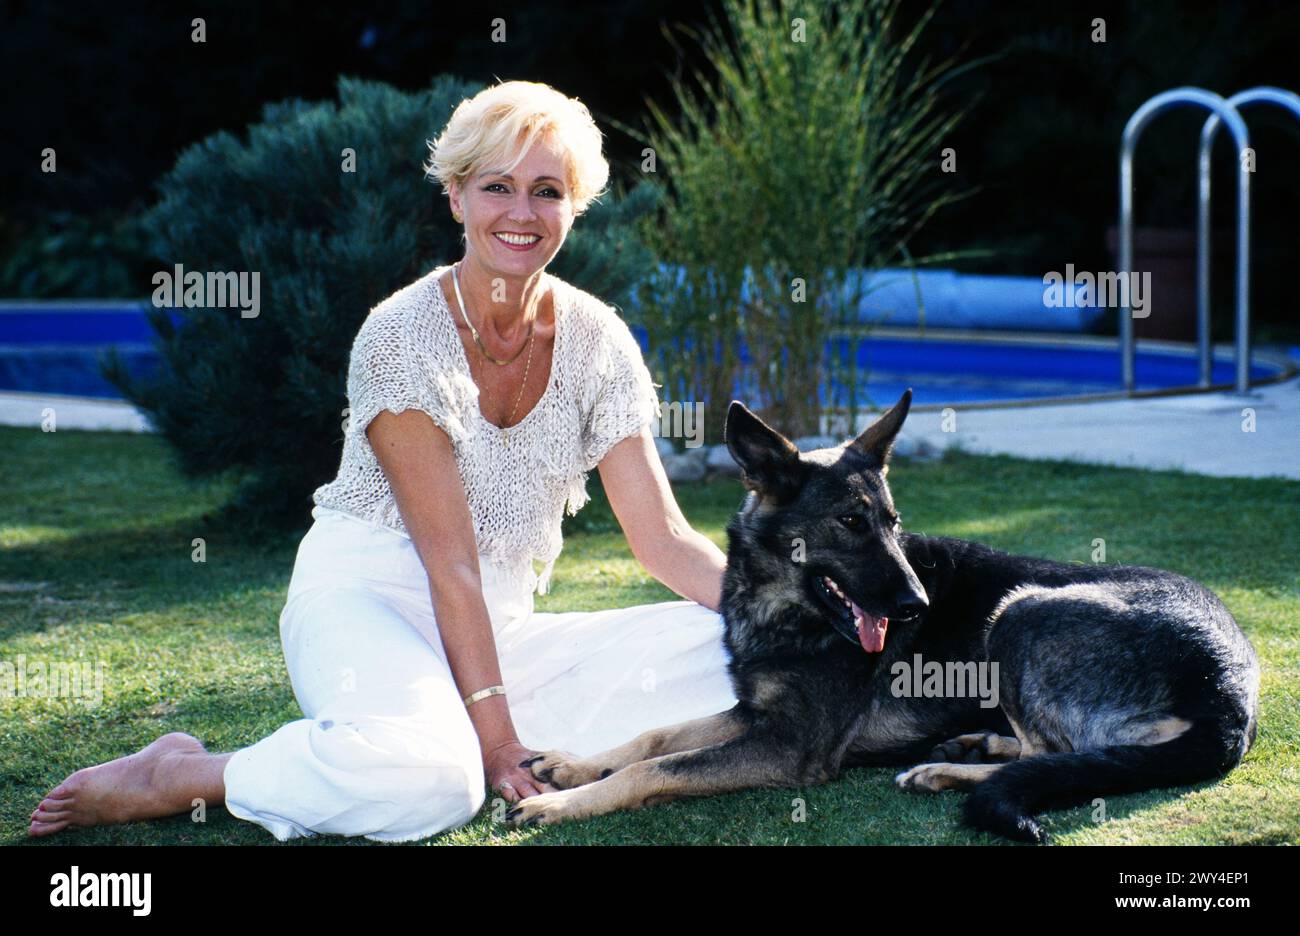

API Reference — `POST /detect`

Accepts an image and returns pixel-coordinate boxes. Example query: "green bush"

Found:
[625,0,967,440]
[104,75,654,533]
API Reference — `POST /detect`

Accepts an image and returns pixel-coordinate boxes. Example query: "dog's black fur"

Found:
[710,389,1260,841]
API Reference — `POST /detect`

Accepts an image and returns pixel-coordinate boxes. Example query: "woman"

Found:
[28,80,737,842]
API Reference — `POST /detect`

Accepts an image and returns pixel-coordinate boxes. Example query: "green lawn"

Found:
[2,425,1296,845]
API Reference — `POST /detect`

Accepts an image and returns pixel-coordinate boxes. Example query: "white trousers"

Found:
[222,505,738,842]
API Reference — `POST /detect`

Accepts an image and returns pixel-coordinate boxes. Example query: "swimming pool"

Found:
[817,328,1292,409]
[0,304,1292,406]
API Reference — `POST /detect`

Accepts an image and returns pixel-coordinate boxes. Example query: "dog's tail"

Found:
[963,717,1249,844]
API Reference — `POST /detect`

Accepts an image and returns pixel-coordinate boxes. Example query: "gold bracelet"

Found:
[463,685,506,707]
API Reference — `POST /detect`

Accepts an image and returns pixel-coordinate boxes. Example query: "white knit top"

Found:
[311,263,661,595]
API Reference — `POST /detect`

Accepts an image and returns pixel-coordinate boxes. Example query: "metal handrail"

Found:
[1197,86,1300,390]
[1119,88,1251,394]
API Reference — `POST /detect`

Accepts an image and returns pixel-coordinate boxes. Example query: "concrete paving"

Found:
[900,375,1300,480]
[0,391,153,433]
[3,377,1297,481]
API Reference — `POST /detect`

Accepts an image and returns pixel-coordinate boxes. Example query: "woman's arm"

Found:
[598,426,727,611]
[366,409,548,800]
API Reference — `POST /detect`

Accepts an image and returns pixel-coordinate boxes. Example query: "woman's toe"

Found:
[29,818,71,837]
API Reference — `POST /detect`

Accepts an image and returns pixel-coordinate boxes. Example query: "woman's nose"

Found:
[508,192,537,221]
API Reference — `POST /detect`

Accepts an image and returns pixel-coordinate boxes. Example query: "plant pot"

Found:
[1105,225,1198,341]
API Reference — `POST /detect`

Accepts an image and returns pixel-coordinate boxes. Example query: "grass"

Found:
[1,425,1296,846]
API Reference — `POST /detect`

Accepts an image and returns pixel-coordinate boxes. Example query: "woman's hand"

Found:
[482,739,554,803]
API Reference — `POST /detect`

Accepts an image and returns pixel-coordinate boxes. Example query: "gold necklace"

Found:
[499,328,535,447]
[449,263,536,445]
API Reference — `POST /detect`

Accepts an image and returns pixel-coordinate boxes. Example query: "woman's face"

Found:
[450,134,575,282]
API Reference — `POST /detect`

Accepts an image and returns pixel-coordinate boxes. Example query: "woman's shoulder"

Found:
[553,274,639,352]
[365,266,448,326]
[353,266,454,354]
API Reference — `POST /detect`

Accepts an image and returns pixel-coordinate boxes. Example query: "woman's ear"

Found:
[448,181,463,223]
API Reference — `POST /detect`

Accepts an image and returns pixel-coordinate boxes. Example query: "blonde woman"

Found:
[29,80,737,842]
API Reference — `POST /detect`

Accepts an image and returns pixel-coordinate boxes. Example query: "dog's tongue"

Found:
[851,602,888,653]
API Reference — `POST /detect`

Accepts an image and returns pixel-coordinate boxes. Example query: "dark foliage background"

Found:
[917,0,1300,342]
[4,0,1297,339]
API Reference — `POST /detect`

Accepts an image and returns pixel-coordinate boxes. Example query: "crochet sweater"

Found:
[311,264,661,595]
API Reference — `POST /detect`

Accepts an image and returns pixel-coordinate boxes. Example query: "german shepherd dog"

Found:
[506,390,1260,842]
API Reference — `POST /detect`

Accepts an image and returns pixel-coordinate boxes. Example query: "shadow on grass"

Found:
[469,764,1251,848]
[0,514,301,640]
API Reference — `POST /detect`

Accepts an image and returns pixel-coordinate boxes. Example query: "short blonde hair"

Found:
[425,80,610,216]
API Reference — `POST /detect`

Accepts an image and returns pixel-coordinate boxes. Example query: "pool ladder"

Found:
[1118,86,1300,394]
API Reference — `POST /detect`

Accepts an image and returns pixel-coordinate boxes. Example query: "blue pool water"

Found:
[821,334,1284,406]
[0,304,1288,406]
[0,304,177,399]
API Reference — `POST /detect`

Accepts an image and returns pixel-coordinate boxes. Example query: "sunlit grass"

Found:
[2,425,1296,845]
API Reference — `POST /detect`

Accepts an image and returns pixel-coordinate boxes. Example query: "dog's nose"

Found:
[894,590,928,618]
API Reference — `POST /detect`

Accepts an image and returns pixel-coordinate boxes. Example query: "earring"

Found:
[453,213,463,223]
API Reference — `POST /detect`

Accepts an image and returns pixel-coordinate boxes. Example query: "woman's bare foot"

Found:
[29,731,230,838]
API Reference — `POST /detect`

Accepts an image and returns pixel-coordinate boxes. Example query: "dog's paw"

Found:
[924,731,1021,764]
[519,750,609,789]
[896,761,1003,793]
[895,763,950,793]
[503,789,581,827]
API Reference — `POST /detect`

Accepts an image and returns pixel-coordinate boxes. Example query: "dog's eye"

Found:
[889,513,902,529]
[838,514,863,530]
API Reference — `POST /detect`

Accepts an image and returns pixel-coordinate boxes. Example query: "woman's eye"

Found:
[483,183,561,198]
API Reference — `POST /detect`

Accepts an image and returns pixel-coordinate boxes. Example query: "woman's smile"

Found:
[493,231,543,250]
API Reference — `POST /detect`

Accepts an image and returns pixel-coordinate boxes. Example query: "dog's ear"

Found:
[847,388,913,465]
[725,401,804,497]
